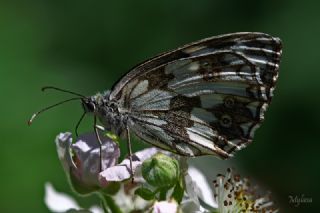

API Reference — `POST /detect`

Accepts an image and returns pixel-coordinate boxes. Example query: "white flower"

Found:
[213,168,278,213]
[182,167,217,213]
[55,132,120,193]
[44,182,102,213]
[55,132,160,192]
[55,132,161,212]
[152,200,178,213]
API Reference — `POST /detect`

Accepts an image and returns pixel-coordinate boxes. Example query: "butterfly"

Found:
[29,32,282,172]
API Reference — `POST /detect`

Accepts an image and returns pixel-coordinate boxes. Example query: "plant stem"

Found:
[97,192,123,213]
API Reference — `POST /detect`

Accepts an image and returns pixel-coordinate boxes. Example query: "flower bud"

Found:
[141,153,179,189]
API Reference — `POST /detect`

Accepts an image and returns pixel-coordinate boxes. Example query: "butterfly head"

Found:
[82,98,97,113]
[82,91,110,114]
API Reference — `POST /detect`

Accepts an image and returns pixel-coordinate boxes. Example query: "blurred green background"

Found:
[1,0,319,212]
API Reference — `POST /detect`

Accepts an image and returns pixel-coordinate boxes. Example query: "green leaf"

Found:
[135,187,156,200]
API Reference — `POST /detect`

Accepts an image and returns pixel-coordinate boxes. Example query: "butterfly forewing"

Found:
[110,32,282,159]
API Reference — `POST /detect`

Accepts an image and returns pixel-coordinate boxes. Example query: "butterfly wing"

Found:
[110,32,282,158]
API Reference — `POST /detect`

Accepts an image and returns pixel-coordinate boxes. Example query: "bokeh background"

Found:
[1,0,319,212]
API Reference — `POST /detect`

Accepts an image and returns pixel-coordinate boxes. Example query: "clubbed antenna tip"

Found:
[28,113,37,126]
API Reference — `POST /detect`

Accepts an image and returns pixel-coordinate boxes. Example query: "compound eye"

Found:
[87,102,96,111]
[83,100,96,112]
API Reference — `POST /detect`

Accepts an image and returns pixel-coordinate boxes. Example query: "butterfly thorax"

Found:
[84,91,127,136]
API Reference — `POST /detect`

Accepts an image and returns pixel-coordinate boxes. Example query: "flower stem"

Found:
[97,192,123,213]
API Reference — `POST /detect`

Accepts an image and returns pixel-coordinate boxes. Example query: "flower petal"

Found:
[184,173,200,208]
[99,148,159,185]
[99,164,132,184]
[187,167,217,208]
[88,206,104,213]
[133,147,159,161]
[44,182,80,212]
[55,132,77,173]
[72,132,120,172]
[153,201,178,213]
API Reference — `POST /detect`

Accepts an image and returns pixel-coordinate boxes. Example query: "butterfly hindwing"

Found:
[110,32,282,158]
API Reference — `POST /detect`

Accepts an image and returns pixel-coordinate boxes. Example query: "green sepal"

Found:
[105,132,119,144]
[68,168,99,195]
[158,187,169,201]
[171,177,184,204]
[135,187,156,200]
[100,182,121,195]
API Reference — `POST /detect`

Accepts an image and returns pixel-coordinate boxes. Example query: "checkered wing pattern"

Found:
[110,32,282,158]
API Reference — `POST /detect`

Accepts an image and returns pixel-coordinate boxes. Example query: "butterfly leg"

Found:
[126,126,134,182]
[94,115,103,172]
[75,111,86,137]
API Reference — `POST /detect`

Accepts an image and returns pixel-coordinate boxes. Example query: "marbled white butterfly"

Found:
[29,32,282,172]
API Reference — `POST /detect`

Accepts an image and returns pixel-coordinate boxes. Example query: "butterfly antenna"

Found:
[28,97,82,125]
[42,86,86,98]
